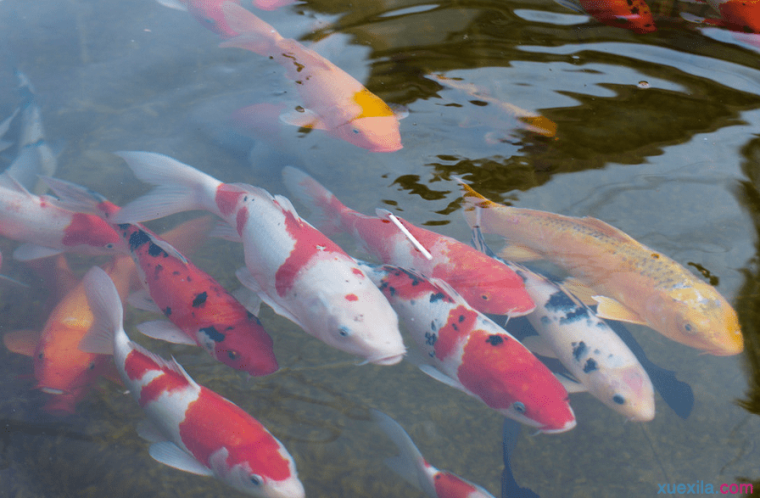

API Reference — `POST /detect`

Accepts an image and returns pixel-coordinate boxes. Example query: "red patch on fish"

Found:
[274,210,345,297]
[345,293,358,301]
[351,267,364,278]
[434,306,479,361]
[61,213,121,248]
[216,184,245,216]
[433,472,478,498]
[138,367,190,407]
[236,206,249,236]
[125,349,163,382]
[179,387,292,480]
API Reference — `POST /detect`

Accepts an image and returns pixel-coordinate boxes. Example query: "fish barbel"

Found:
[458,180,743,356]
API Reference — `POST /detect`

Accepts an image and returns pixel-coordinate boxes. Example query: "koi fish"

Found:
[219,3,404,153]
[371,409,497,498]
[3,255,132,415]
[79,266,305,498]
[428,74,557,139]
[282,166,534,317]
[112,151,405,365]
[156,0,242,38]
[43,176,279,377]
[682,0,760,33]
[4,71,58,195]
[471,225,654,421]
[555,0,656,33]
[1,217,212,414]
[359,263,575,433]
[458,180,743,356]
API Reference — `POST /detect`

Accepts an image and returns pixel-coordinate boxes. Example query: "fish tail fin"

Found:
[370,409,430,493]
[281,166,352,236]
[79,266,124,356]
[219,3,280,55]
[112,151,222,223]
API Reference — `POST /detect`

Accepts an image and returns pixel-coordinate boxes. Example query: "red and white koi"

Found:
[459,180,743,357]
[282,166,535,317]
[371,409,496,498]
[555,0,656,33]
[43,176,279,377]
[112,151,405,365]
[219,3,404,153]
[79,266,305,498]
[359,263,575,433]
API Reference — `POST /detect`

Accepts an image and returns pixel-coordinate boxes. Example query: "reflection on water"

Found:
[1,0,760,496]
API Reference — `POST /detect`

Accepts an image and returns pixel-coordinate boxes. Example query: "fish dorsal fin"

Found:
[3,330,40,356]
[560,277,597,306]
[521,335,558,359]
[273,194,300,218]
[148,441,213,476]
[556,373,588,393]
[593,296,647,325]
[40,176,106,214]
[143,231,189,265]
[425,276,468,306]
[577,216,638,244]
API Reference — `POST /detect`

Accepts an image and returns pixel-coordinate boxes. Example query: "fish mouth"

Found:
[366,351,406,366]
[540,418,577,434]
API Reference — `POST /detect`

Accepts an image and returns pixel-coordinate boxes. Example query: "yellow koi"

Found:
[458,180,743,356]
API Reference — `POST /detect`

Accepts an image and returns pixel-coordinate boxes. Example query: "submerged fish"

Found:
[360,263,575,433]
[555,0,656,32]
[371,409,497,498]
[471,227,655,422]
[282,166,534,317]
[683,0,760,32]
[458,180,743,356]
[79,266,305,498]
[43,176,279,377]
[156,0,242,38]
[112,151,405,366]
[219,3,404,152]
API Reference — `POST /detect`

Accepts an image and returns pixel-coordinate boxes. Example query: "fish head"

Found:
[199,317,279,376]
[588,364,655,421]
[656,283,743,356]
[210,447,305,498]
[330,116,402,153]
[300,263,405,365]
[62,213,128,256]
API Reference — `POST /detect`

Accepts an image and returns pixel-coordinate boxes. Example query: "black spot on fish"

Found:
[631,6,639,14]
[128,230,151,251]
[546,291,575,312]
[191,292,208,308]
[425,332,437,346]
[154,265,163,278]
[147,242,167,258]
[459,314,465,322]
[452,323,459,331]
[173,271,181,276]
[163,307,172,317]
[540,316,551,326]
[430,292,445,303]
[560,307,589,324]
[199,326,225,343]
[613,394,625,405]
[430,320,437,332]
[486,335,504,346]
[117,223,131,230]
[388,286,397,297]
[583,358,598,373]
[572,341,587,361]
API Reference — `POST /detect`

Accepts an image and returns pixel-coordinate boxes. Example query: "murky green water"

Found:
[1,0,759,496]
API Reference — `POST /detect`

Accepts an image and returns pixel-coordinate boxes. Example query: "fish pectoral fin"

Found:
[231,286,263,316]
[136,320,196,346]
[561,278,598,306]
[127,289,163,313]
[136,419,168,443]
[280,109,327,130]
[12,243,62,262]
[418,364,466,391]
[209,220,242,243]
[235,267,304,328]
[521,335,559,358]
[497,244,543,262]
[593,296,648,325]
[389,103,409,120]
[148,441,213,476]
[155,0,188,11]
[555,373,587,393]
[3,330,40,356]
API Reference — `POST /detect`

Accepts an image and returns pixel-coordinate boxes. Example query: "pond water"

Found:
[0,0,759,496]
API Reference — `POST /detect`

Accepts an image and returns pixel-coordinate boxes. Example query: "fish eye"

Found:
[613,395,625,405]
[352,128,360,134]
[249,475,261,486]
[227,350,240,361]
[204,17,216,25]
[339,326,351,337]
[683,322,693,334]
[513,401,526,414]
[106,243,114,249]
[89,362,96,370]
